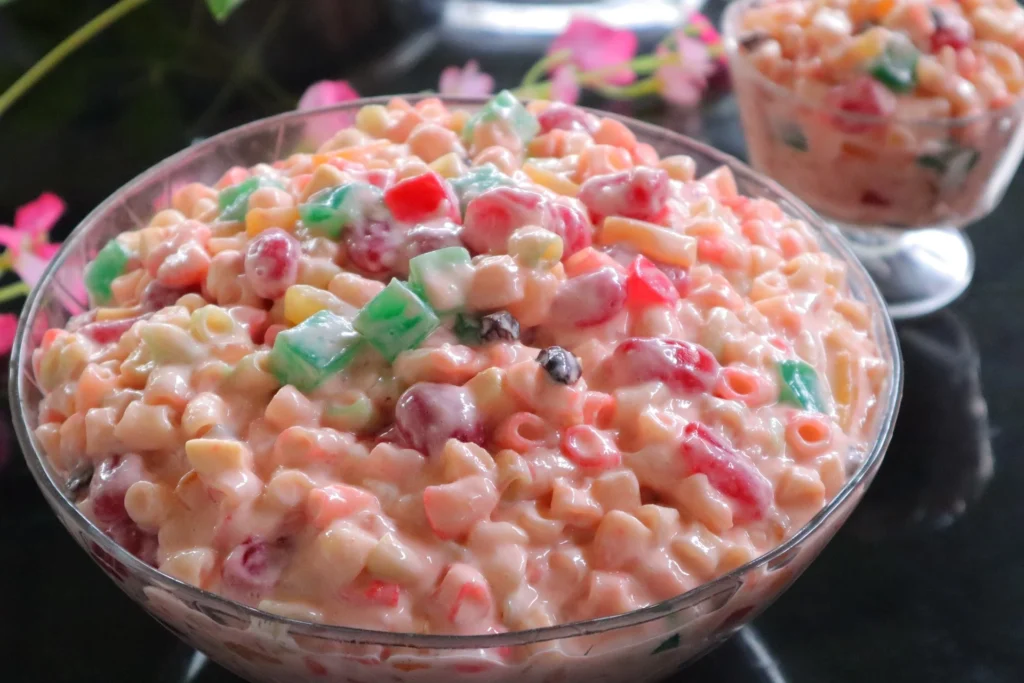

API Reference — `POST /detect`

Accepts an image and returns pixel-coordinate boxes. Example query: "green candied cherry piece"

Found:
[776,121,808,152]
[449,164,515,211]
[270,310,362,393]
[354,279,440,362]
[298,182,383,239]
[462,90,540,145]
[777,359,825,412]
[85,239,130,305]
[916,143,980,190]
[869,35,919,93]
[218,176,283,222]
[453,313,482,346]
[407,246,473,313]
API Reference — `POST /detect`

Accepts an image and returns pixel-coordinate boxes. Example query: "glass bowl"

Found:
[11,96,902,683]
[723,0,1024,319]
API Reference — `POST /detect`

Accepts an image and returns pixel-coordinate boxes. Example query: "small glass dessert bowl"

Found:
[724,0,1024,318]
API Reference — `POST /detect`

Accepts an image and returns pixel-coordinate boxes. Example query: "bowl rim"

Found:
[722,0,1024,128]
[10,94,903,649]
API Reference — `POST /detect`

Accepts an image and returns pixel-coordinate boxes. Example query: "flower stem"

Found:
[0,281,30,304]
[591,76,663,100]
[520,50,571,88]
[0,0,152,118]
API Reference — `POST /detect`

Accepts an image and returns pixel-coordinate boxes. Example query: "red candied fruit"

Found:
[244,228,301,299]
[680,422,773,522]
[222,537,289,602]
[462,186,550,255]
[553,266,627,327]
[394,383,484,458]
[603,337,719,393]
[578,167,670,222]
[383,171,460,224]
[537,103,599,134]
[930,9,973,52]
[625,255,680,309]
[343,220,402,275]
[823,76,896,133]
[548,199,593,257]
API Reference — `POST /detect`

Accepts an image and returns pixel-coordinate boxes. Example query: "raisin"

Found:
[537,346,582,385]
[480,311,520,342]
[66,461,95,500]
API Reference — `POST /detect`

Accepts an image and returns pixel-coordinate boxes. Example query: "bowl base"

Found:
[837,225,974,320]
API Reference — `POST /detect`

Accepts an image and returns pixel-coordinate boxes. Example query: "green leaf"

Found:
[205,0,247,22]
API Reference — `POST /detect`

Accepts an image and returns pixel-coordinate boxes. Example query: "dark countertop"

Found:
[1,1,1022,681]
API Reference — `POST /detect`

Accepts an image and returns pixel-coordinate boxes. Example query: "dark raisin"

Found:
[739,31,770,52]
[860,190,891,207]
[537,346,582,385]
[66,462,95,500]
[480,311,520,342]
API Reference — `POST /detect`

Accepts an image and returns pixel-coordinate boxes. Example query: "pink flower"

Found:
[0,313,17,356]
[548,17,638,86]
[439,60,495,98]
[549,66,580,104]
[297,80,360,145]
[0,192,66,289]
[682,13,722,46]
[656,34,715,108]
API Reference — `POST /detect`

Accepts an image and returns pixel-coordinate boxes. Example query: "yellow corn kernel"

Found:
[355,104,391,137]
[245,207,299,236]
[283,284,347,325]
[429,152,468,179]
[299,163,347,202]
[599,216,697,267]
[522,162,580,197]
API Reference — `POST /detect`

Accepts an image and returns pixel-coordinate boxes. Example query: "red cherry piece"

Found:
[930,10,973,52]
[394,383,484,457]
[625,256,679,309]
[364,580,402,607]
[89,454,145,525]
[140,281,196,310]
[384,171,460,224]
[680,422,773,522]
[462,186,550,255]
[79,315,147,344]
[578,167,670,222]
[553,266,626,327]
[548,199,593,257]
[537,103,599,134]
[222,537,288,602]
[606,337,719,393]
[343,220,402,274]
[824,76,896,133]
[244,228,301,299]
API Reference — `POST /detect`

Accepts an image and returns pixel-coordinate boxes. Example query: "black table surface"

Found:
[1,2,1022,681]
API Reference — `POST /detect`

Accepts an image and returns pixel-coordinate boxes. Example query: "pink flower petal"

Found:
[656,36,715,108]
[439,60,495,98]
[33,242,61,260]
[298,80,360,111]
[13,192,65,237]
[0,226,22,255]
[12,249,52,290]
[550,66,581,105]
[297,80,361,147]
[0,313,18,356]
[549,17,638,86]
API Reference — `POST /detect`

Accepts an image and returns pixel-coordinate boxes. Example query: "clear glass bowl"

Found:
[723,0,1024,319]
[11,96,902,683]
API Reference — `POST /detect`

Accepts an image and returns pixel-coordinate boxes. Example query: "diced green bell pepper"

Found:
[407,246,473,313]
[299,182,383,239]
[777,359,825,412]
[353,279,440,362]
[869,36,919,93]
[449,164,515,211]
[270,310,362,392]
[462,90,539,145]
[85,239,130,305]
[218,176,283,222]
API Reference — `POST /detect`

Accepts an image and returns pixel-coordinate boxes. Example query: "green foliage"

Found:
[205,0,247,22]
